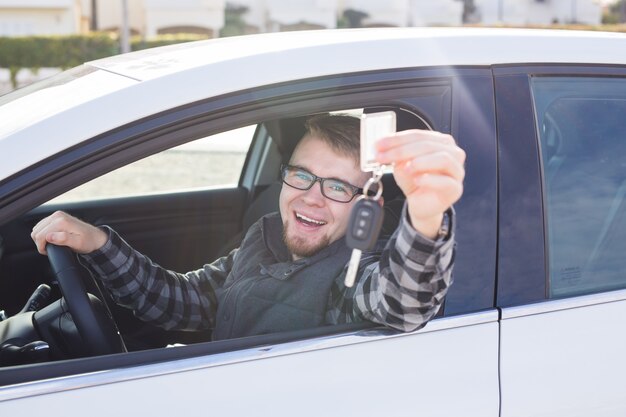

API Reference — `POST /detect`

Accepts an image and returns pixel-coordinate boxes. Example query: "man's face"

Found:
[279,135,369,259]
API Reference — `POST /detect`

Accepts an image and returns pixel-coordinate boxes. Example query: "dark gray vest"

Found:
[212,213,351,341]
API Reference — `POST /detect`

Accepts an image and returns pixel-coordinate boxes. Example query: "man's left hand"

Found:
[376,130,466,239]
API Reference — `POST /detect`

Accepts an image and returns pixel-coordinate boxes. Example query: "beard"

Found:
[282,218,331,258]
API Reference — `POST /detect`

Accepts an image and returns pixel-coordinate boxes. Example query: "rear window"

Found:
[533,76,626,298]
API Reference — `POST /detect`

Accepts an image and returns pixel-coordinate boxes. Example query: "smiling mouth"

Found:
[295,212,327,227]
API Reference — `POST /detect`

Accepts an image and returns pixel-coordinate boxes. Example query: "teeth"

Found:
[296,212,327,225]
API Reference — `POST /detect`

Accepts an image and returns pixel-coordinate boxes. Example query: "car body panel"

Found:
[1,27,626,415]
[0,311,500,417]
[496,64,626,416]
[2,28,626,181]
[500,291,626,417]
[494,70,547,306]
[0,68,137,182]
[0,66,497,317]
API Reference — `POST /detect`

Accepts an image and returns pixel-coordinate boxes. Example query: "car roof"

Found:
[1,27,625,182]
[88,27,626,81]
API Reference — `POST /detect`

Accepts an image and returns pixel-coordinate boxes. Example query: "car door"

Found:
[0,66,499,416]
[496,65,626,416]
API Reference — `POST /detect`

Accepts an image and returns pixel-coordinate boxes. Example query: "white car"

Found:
[1,27,626,416]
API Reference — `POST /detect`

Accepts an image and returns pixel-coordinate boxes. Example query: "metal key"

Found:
[344,172,384,287]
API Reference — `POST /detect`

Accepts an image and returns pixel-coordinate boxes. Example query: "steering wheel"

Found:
[46,244,126,356]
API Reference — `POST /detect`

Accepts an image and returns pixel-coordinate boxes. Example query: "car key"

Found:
[344,173,384,288]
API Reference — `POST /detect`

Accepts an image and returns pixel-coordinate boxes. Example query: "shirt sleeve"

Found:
[79,226,236,331]
[328,204,456,332]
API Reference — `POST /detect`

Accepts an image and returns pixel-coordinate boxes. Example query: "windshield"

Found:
[0,65,96,107]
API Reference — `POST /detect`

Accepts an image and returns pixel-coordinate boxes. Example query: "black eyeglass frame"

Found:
[280,164,367,203]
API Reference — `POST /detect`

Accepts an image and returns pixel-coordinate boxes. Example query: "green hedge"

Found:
[0,33,207,87]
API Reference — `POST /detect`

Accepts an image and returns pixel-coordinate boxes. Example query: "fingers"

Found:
[376,132,466,167]
[396,151,465,183]
[395,171,463,205]
[375,130,465,236]
[375,130,466,192]
[30,211,106,255]
[31,211,65,255]
[377,129,457,151]
[413,173,464,202]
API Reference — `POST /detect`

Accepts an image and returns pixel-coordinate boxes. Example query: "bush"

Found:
[0,33,207,87]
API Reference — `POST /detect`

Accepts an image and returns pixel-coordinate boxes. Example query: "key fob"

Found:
[346,198,384,251]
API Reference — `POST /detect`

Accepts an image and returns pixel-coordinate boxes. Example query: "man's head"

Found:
[279,114,371,259]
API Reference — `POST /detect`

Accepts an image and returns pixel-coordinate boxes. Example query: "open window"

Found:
[0,69,498,412]
[0,105,440,369]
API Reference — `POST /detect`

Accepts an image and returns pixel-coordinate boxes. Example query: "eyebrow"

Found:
[290,164,356,188]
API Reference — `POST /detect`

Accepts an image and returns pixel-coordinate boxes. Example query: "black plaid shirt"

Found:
[81,206,455,333]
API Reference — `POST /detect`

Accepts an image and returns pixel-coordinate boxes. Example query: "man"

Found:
[31,114,465,340]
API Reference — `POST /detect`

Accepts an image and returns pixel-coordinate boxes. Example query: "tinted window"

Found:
[533,77,626,298]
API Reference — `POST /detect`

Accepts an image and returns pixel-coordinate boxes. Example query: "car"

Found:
[0,27,626,416]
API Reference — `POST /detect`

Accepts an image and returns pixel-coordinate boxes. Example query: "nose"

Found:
[300,180,326,206]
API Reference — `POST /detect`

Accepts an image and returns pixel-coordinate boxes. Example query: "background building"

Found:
[82,0,225,37]
[0,0,83,36]
[475,0,603,25]
[0,0,610,94]
[0,0,607,39]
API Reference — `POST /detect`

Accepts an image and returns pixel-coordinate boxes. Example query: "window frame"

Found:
[495,64,626,308]
[45,125,259,205]
[0,66,497,387]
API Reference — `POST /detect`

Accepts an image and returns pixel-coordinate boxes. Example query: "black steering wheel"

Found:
[46,244,126,356]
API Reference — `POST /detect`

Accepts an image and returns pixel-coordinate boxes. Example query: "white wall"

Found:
[0,0,74,7]
[144,0,224,37]
[342,0,463,27]
[0,0,81,36]
[344,0,410,27]
[475,0,602,25]
[266,0,337,30]
[551,0,603,24]
[95,0,144,34]
[226,0,266,32]
[410,0,463,26]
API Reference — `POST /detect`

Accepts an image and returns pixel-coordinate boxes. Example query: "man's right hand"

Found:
[31,211,108,256]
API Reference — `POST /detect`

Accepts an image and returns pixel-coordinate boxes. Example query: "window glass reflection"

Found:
[533,77,626,298]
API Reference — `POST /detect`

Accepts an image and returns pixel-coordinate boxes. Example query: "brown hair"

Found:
[302,113,360,162]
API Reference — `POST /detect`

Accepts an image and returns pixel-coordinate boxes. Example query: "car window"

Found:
[532,76,626,298]
[47,125,256,204]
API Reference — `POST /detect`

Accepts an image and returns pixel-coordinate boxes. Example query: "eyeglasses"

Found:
[280,164,366,203]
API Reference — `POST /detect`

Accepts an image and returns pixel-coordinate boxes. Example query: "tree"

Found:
[220,3,249,37]
[457,0,477,24]
[603,0,626,24]
[337,8,369,28]
[91,0,98,31]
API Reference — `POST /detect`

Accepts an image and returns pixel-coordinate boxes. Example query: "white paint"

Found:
[0,315,500,416]
[1,27,625,182]
[500,298,626,416]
